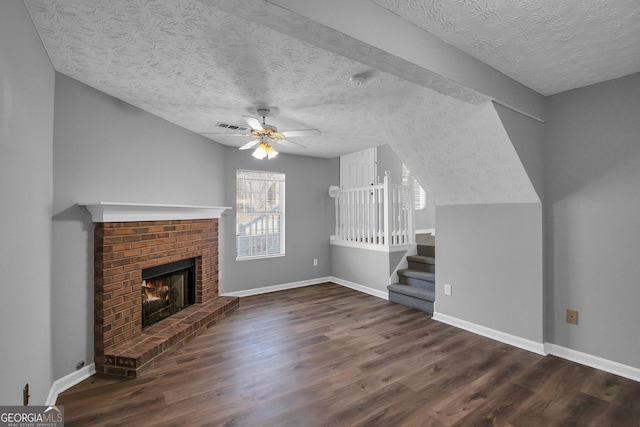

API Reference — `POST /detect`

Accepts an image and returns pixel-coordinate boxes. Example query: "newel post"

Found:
[383,171,391,246]
[329,185,341,239]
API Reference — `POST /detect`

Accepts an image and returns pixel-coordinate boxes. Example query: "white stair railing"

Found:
[330,172,415,251]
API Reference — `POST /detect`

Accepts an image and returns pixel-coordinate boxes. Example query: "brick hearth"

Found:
[102,296,238,377]
[93,218,238,377]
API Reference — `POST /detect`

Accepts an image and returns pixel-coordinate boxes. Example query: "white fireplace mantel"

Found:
[78,202,231,222]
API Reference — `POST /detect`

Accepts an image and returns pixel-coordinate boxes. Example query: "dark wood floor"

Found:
[58,283,640,426]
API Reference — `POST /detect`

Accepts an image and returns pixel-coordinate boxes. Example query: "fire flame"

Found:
[141,279,169,303]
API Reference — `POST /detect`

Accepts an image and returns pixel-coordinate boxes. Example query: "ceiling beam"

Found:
[266,0,546,122]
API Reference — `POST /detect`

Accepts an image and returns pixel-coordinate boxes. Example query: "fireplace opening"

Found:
[141,258,196,329]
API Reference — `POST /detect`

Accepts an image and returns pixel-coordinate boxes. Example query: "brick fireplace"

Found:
[81,203,237,377]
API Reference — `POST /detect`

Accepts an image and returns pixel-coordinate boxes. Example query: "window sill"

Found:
[236,253,285,261]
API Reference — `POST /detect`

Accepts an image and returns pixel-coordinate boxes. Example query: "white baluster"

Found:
[378,187,383,244]
[383,173,390,246]
[335,192,339,238]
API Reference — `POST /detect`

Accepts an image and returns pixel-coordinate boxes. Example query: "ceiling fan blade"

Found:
[239,139,260,150]
[200,132,252,136]
[278,138,307,149]
[280,129,321,138]
[242,116,263,131]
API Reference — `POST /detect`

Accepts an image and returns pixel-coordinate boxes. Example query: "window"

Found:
[236,170,285,259]
[402,164,427,210]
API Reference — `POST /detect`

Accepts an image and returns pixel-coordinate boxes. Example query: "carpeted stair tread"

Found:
[388,240,436,313]
[388,283,435,302]
[398,269,435,282]
[406,255,435,265]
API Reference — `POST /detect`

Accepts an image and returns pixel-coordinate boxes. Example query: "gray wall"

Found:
[494,103,546,200]
[436,203,543,343]
[331,246,405,294]
[5,0,638,398]
[220,147,338,293]
[545,72,640,368]
[417,94,545,346]
[51,74,226,378]
[0,1,55,404]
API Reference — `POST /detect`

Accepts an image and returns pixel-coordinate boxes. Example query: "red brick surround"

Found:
[93,219,238,377]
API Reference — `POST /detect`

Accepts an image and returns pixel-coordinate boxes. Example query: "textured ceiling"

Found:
[371,0,640,96]
[381,90,539,205]
[25,0,384,158]
[23,0,550,204]
[22,0,488,157]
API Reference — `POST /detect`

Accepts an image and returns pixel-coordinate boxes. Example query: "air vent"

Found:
[215,122,251,132]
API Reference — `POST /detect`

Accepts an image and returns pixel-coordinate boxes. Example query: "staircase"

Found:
[387,237,435,313]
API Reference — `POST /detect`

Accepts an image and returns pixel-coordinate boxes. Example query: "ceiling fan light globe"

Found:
[267,145,278,159]
[252,143,268,159]
[252,150,266,160]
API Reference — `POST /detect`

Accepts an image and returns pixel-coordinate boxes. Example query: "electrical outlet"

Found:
[566,309,578,324]
[313,258,318,266]
[444,284,452,296]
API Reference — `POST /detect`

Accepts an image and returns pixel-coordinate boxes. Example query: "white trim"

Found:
[545,343,640,382]
[432,312,546,356]
[221,277,330,297]
[78,202,231,222]
[221,276,389,300]
[46,363,96,405]
[236,253,286,262]
[416,228,435,236]
[329,277,389,300]
[45,279,385,404]
[330,236,413,253]
[432,312,640,382]
[491,99,545,123]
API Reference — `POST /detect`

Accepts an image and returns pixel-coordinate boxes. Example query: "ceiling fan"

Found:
[201,108,321,159]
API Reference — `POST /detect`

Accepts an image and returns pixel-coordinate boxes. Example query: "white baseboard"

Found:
[432,312,546,355]
[221,277,332,298]
[46,363,95,405]
[221,276,389,301]
[544,343,640,382]
[329,277,389,300]
[432,313,640,382]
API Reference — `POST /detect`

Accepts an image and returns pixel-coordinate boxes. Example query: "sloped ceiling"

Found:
[23,0,559,204]
[28,0,485,160]
[25,0,383,157]
[371,0,640,96]
[386,101,538,205]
